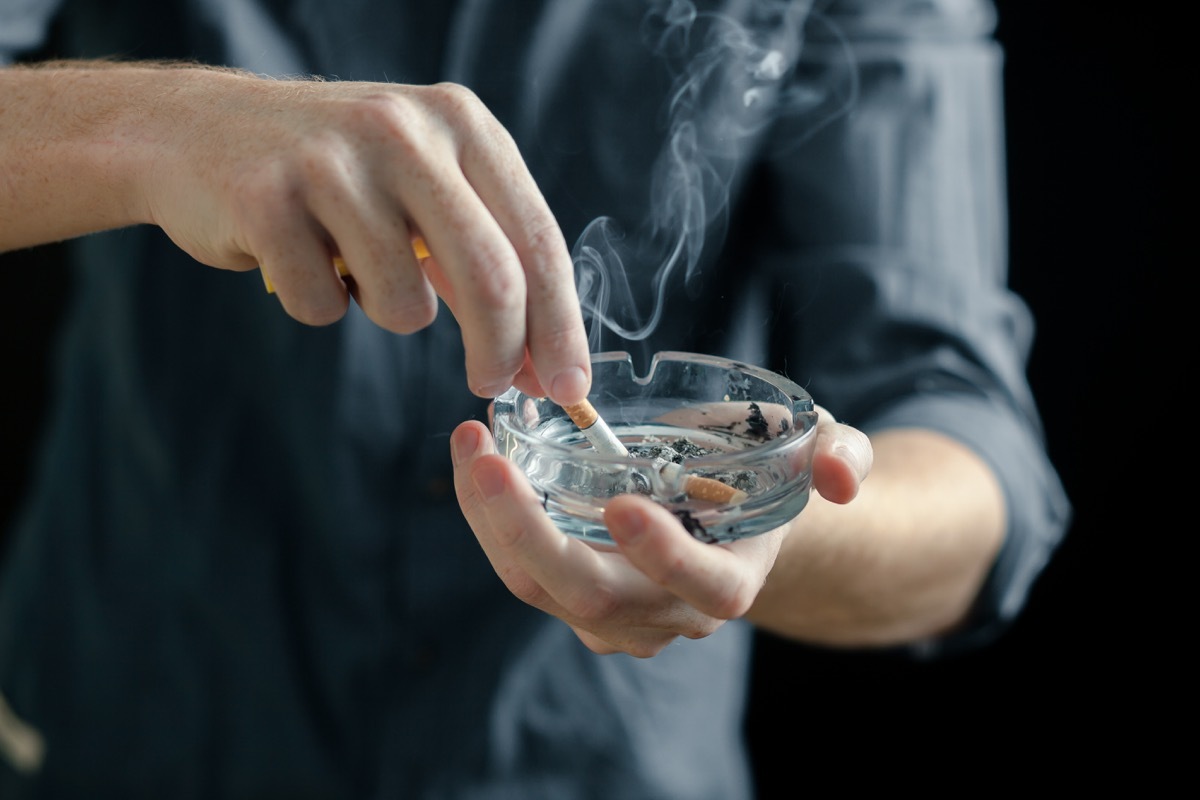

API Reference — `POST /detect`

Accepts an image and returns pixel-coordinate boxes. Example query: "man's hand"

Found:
[0,63,591,404]
[450,407,871,657]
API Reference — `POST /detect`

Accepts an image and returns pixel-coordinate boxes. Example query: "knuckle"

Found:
[497,566,548,608]
[427,81,487,122]
[468,253,525,312]
[286,297,348,328]
[642,550,690,588]
[466,349,525,393]
[520,222,572,295]
[708,583,755,622]
[564,583,621,625]
[427,82,515,155]
[375,294,439,334]
[626,638,672,659]
[680,618,723,641]
[294,134,348,181]
[522,218,570,275]
[576,632,620,656]
[488,512,528,550]
[463,316,523,386]
[341,93,433,159]
[346,92,415,134]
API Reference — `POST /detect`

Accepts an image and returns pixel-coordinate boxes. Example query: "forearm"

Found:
[746,428,1006,647]
[0,60,244,251]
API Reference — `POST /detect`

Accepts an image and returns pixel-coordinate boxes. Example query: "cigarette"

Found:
[659,462,749,505]
[562,399,629,456]
[261,235,431,294]
[562,399,748,505]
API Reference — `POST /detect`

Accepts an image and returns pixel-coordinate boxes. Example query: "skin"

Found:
[2,61,1007,658]
[453,408,1006,657]
[0,61,591,403]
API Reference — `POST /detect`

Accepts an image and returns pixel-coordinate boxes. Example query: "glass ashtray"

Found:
[492,351,818,545]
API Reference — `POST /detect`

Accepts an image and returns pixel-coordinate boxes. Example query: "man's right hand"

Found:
[0,63,592,404]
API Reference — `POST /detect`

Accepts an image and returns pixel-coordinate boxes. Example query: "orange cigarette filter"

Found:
[261,235,430,294]
[679,474,748,505]
[563,399,748,505]
[561,400,600,430]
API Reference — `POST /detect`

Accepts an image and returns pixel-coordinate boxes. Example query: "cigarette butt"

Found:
[658,460,748,505]
[681,475,749,505]
[261,235,430,294]
[563,400,748,505]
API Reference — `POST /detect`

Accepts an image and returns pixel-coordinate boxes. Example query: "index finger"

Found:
[453,101,592,405]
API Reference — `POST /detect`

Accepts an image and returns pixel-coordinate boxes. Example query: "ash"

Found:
[627,437,711,463]
[673,510,718,544]
[627,437,757,493]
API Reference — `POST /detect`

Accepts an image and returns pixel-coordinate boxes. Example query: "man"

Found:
[0,1,1070,796]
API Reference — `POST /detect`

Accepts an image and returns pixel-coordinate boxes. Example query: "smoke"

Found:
[573,0,856,350]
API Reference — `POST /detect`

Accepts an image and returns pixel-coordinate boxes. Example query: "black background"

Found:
[0,0,1181,791]
[746,0,1182,787]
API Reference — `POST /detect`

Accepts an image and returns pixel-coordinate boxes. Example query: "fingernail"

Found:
[451,425,480,466]
[606,505,645,543]
[837,432,872,478]
[472,463,506,500]
[550,366,589,405]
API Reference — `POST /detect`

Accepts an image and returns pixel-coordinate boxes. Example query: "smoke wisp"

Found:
[573,0,856,350]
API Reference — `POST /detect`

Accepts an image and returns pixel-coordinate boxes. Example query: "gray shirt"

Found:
[0,1,1071,797]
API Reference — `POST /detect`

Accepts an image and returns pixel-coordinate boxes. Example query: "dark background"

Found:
[747,0,1182,786]
[0,0,1179,791]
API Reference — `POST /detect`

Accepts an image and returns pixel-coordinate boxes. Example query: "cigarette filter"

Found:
[561,399,628,456]
[563,399,747,505]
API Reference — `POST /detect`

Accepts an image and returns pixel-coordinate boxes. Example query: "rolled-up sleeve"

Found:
[760,0,1072,654]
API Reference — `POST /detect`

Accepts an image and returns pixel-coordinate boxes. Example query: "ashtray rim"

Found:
[492,350,818,467]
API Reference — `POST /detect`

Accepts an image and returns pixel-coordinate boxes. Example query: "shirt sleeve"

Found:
[757,0,1072,656]
[0,0,62,64]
